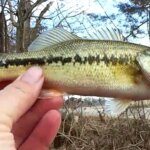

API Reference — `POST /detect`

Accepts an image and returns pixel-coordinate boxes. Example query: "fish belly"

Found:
[42,62,150,100]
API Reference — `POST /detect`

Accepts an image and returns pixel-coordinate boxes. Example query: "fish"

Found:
[0,28,150,116]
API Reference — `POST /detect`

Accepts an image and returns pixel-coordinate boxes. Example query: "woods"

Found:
[0,0,52,52]
[8,0,53,52]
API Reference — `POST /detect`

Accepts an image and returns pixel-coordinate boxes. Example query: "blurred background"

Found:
[0,0,150,52]
[0,0,150,149]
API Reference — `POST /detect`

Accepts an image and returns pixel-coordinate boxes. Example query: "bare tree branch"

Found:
[35,2,53,28]
[96,0,118,30]
[7,0,18,27]
[1,0,8,12]
[31,15,53,20]
[125,19,149,39]
[56,11,83,28]
[56,2,73,31]
[148,9,150,40]
[24,0,46,20]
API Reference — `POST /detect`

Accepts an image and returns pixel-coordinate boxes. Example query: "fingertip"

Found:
[43,110,61,145]
[45,110,61,127]
[21,66,43,84]
[19,109,62,150]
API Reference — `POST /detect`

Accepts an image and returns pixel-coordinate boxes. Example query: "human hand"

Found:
[0,67,63,150]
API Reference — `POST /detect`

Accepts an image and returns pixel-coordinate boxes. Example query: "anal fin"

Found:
[104,98,131,117]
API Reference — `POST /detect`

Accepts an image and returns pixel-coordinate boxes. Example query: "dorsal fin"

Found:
[28,27,124,51]
[28,28,81,51]
[97,27,124,41]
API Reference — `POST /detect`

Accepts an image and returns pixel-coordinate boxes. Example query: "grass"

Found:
[50,100,150,150]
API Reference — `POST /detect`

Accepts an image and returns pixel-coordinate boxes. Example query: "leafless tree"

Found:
[0,0,8,52]
[7,0,52,52]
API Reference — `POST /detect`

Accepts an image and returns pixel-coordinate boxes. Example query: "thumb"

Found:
[0,66,44,128]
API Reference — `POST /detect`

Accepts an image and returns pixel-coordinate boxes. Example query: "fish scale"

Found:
[0,40,148,97]
[0,28,150,115]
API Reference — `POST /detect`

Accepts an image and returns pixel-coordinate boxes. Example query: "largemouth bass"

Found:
[0,28,150,115]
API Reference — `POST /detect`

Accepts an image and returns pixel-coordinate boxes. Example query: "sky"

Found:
[32,0,150,46]
[1,0,149,46]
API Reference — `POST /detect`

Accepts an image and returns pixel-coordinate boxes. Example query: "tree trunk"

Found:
[16,22,25,52]
[24,0,31,49]
[16,0,26,52]
[24,18,31,49]
[4,14,8,53]
[0,12,8,53]
[0,13,4,52]
[148,9,150,42]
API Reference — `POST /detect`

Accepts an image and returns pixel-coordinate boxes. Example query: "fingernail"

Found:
[21,67,43,84]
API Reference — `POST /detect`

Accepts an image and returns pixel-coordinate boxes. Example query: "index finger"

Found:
[0,67,44,127]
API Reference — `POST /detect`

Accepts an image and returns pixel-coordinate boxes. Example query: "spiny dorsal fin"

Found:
[104,98,131,117]
[97,27,124,41]
[28,27,124,51]
[28,28,81,51]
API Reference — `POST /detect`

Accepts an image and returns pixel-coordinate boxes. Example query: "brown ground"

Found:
[50,106,150,150]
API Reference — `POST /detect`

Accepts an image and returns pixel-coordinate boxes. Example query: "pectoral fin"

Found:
[104,98,131,117]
